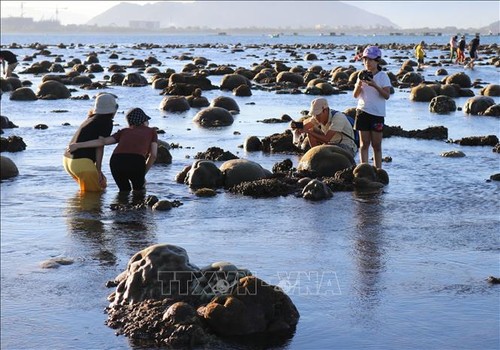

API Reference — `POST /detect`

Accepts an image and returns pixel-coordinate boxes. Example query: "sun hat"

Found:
[362,46,382,60]
[126,107,151,126]
[308,98,329,117]
[93,93,118,114]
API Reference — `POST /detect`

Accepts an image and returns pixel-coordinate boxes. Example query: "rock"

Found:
[429,95,456,114]
[302,179,333,201]
[210,96,239,113]
[480,84,500,97]
[463,96,495,115]
[198,276,300,336]
[185,160,224,189]
[159,95,191,112]
[152,200,173,211]
[297,145,355,177]
[193,107,234,127]
[9,87,38,101]
[441,151,466,157]
[36,80,71,99]
[220,158,272,188]
[109,244,199,306]
[410,83,437,102]
[445,72,472,88]
[0,155,19,179]
[243,136,262,152]
[220,73,251,90]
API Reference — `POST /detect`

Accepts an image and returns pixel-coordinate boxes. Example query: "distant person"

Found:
[449,35,458,61]
[456,35,466,64]
[353,46,363,62]
[290,98,358,158]
[63,93,118,192]
[414,41,426,69]
[0,50,18,78]
[68,107,158,193]
[353,46,391,169]
[466,34,480,69]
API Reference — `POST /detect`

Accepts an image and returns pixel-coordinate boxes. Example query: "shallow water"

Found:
[1,33,499,350]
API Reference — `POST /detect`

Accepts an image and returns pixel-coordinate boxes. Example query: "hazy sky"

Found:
[1,1,499,28]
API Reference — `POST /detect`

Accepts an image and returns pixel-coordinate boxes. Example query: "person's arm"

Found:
[68,136,116,153]
[305,128,336,145]
[145,142,158,174]
[353,79,363,98]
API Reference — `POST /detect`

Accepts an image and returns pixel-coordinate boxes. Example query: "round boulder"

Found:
[0,156,19,179]
[297,145,356,177]
[445,72,472,88]
[410,84,437,102]
[219,159,272,188]
[220,74,251,90]
[463,96,495,115]
[159,95,190,112]
[108,244,199,306]
[210,96,239,113]
[193,107,234,127]
[429,95,457,114]
[480,84,500,97]
[36,80,71,99]
[10,87,37,101]
[184,160,223,189]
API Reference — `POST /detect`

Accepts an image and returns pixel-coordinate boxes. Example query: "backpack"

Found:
[331,110,359,149]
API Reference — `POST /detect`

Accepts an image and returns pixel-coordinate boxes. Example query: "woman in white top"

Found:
[353,46,391,169]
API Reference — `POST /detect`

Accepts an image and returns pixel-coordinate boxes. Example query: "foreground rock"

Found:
[106,244,299,348]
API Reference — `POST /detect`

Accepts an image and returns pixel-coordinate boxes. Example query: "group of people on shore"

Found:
[414,33,480,70]
[292,45,391,170]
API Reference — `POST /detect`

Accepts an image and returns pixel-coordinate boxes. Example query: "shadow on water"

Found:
[350,189,387,325]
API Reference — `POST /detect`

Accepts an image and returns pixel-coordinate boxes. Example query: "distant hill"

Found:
[86,1,399,30]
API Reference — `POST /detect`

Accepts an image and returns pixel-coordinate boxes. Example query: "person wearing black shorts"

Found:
[353,46,391,169]
[0,50,18,78]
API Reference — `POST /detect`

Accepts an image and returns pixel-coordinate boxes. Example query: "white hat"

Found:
[308,98,329,117]
[93,93,118,114]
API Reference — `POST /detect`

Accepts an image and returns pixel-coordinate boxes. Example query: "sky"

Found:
[1,1,499,29]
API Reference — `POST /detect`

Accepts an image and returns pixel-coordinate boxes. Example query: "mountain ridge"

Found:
[86,1,400,30]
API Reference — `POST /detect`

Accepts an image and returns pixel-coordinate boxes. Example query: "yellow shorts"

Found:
[63,156,105,192]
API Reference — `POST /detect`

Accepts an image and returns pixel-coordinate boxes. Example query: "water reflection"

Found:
[351,190,387,324]
[65,190,158,266]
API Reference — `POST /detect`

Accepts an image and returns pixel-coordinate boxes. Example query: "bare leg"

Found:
[359,131,371,164]
[371,131,383,169]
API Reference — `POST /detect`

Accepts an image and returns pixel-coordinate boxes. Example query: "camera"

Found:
[291,121,304,129]
[359,70,373,81]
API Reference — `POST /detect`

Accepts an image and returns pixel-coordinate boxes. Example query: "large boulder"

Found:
[219,159,272,188]
[210,96,239,113]
[193,107,234,127]
[410,84,437,102]
[480,84,500,97]
[159,95,190,112]
[0,156,19,179]
[198,276,300,336]
[10,87,37,101]
[276,71,304,86]
[429,95,457,114]
[220,74,251,90]
[297,145,355,177]
[122,72,148,86]
[36,80,71,99]
[463,96,495,115]
[184,160,223,189]
[108,244,199,306]
[444,72,472,88]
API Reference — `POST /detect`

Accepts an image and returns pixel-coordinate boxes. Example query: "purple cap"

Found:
[362,46,382,60]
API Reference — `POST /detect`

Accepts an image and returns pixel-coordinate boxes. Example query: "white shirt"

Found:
[356,70,391,117]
